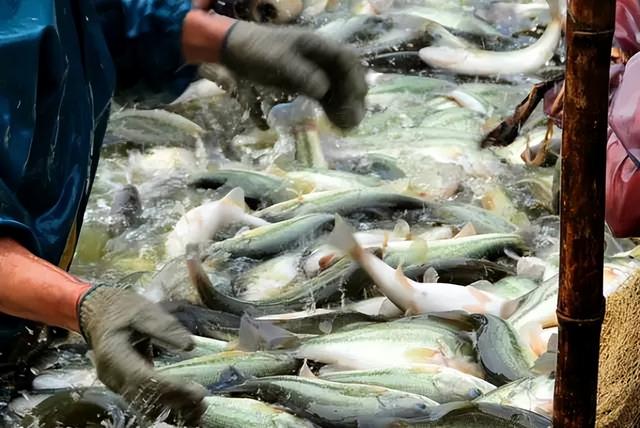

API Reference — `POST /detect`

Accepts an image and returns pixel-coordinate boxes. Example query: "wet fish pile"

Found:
[6,0,640,427]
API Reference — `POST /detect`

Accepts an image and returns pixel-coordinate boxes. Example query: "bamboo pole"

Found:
[554,1,615,427]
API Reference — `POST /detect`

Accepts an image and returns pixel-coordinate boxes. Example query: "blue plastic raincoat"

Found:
[0,0,197,356]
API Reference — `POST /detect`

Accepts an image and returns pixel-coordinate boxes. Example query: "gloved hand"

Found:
[78,286,206,423]
[219,21,368,130]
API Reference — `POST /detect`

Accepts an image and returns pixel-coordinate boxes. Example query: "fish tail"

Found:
[547,0,562,20]
[327,215,364,261]
[221,187,247,209]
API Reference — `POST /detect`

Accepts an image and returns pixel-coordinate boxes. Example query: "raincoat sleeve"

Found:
[606,53,640,238]
[95,0,199,106]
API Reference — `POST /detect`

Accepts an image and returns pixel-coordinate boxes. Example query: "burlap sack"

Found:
[597,270,640,427]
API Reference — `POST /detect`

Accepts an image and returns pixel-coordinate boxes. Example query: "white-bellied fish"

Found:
[418,0,563,76]
[328,216,520,317]
[165,188,269,258]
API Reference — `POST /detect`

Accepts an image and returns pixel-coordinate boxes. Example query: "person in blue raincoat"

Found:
[0,0,367,421]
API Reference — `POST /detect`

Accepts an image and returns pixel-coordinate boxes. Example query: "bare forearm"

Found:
[0,238,90,332]
[181,10,236,64]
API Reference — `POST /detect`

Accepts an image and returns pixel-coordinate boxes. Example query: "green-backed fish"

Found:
[225,375,437,427]
[255,188,427,222]
[208,213,335,258]
[188,250,361,315]
[200,396,314,427]
[475,374,555,419]
[320,366,495,403]
[295,315,480,376]
[157,350,298,389]
[189,168,297,206]
[470,314,536,386]
[358,401,552,427]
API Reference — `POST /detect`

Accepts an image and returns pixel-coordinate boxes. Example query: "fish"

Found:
[328,216,519,317]
[158,300,241,341]
[19,387,138,428]
[200,395,314,427]
[418,0,563,76]
[188,249,362,315]
[106,108,204,147]
[381,228,524,268]
[388,7,503,37]
[107,184,143,236]
[346,296,404,318]
[403,258,515,286]
[157,351,299,390]
[165,187,270,258]
[334,153,406,181]
[285,169,384,193]
[357,401,552,427]
[31,369,101,392]
[208,213,335,259]
[254,188,427,222]
[224,375,437,427]
[189,168,297,207]
[428,203,520,234]
[470,314,537,386]
[295,315,480,376]
[320,366,496,403]
[232,251,303,301]
[475,374,555,419]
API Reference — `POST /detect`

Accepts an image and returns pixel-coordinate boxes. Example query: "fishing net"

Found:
[597,270,640,427]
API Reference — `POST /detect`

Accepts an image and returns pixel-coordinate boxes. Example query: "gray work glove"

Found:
[220,21,368,130]
[78,286,206,424]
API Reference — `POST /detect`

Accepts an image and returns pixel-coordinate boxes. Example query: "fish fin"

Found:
[408,238,429,259]
[265,165,287,177]
[379,298,403,318]
[394,265,415,291]
[382,232,389,254]
[499,294,527,319]
[469,280,494,290]
[239,212,270,228]
[531,351,557,375]
[422,267,439,284]
[454,223,477,238]
[547,0,561,20]
[185,246,224,310]
[298,360,317,379]
[547,332,558,353]
[503,247,522,261]
[207,366,247,392]
[327,215,363,261]
[520,322,548,357]
[221,187,247,210]
[392,219,411,240]
[237,314,300,352]
[404,347,439,363]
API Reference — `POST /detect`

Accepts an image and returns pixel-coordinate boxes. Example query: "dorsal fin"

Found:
[299,359,317,379]
[265,165,287,177]
[222,187,246,208]
[454,223,477,238]
[422,267,439,284]
[393,219,411,239]
[394,264,415,291]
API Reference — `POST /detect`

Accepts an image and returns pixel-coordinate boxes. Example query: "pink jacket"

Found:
[546,0,640,237]
[606,0,640,237]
